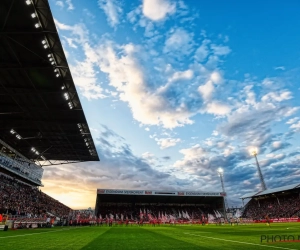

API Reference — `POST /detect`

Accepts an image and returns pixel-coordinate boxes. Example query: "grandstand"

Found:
[241,183,300,221]
[0,0,99,228]
[95,189,226,223]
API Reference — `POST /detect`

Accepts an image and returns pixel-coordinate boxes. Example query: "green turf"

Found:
[1,223,300,249]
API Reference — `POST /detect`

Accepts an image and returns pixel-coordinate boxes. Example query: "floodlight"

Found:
[44,45,48,49]
[35,23,40,28]
[10,129,16,134]
[31,13,36,18]
[25,0,31,5]
[249,147,258,156]
[250,147,267,191]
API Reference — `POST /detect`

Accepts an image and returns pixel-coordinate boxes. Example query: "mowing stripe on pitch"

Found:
[184,233,297,250]
[0,227,85,239]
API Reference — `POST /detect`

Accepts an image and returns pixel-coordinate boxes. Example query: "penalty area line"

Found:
[184,233,298,250]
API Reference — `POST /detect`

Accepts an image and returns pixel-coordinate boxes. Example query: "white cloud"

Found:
[275,66,285,71]
[194,39,210,62]
[63,36,77,49]
[66,0,74,10]
[198,80,214,101]
[262,78,274,86]
[198,72,222,102]
[261,91,293,102]
[95,42,196,128]
[283,107,299,117]
[163,28,193,55]
[205,101,231,116]
[155,138,181,149]
[286,117,299,125]
[169,69,193,82]
[174,144,207,171]
[98,0,122,27]
[55,1,64,8]
[54,20,105,100]
[211,44,231,56]
[272,141,282,149]
[290,121,300,131]
[142,0,176,21]
[210,71,222,84]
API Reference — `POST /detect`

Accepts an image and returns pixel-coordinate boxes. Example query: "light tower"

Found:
[250,149,267,191]
[217,168,228,211]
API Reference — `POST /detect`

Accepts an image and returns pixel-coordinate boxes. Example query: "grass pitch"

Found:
[1,223,300,249]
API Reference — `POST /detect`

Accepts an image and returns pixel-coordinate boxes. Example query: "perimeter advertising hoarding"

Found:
[97,189,225,197]
[254,218,300,223]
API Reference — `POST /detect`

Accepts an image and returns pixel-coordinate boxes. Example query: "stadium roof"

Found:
[96,189,226,206]
[240,183,300,199]
[239,191,261,199]
[0,0,99,165]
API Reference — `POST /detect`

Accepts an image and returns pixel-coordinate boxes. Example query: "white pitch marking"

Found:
[0,227,83,239]
[184,233,298,250]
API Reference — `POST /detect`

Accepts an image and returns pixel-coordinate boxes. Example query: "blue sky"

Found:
[41,0,300,209]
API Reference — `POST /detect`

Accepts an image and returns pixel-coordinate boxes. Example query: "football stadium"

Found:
[1,0,300,249]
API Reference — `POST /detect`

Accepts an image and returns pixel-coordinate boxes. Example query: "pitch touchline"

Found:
[0,227,83,239]
[184,233,297,250]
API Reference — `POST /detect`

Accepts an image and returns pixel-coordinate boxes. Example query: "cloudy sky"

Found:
[41,0,300,209]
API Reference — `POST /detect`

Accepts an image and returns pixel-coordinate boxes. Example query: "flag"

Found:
[234,209,241,218]
[140,209,143,219]
[217,211,222,218]
[214,210,219,218]
[208,214,215,223]
[186,211,190,219]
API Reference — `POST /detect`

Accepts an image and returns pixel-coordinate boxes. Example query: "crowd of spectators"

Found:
[0,173,71,220]
[96,204,217,222]
[242,193,300,219]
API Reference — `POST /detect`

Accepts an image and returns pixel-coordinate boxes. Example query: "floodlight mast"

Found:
[217,168,228,216]
[251,150,267,191]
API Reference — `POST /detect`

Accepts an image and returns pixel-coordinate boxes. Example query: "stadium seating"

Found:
[242,193,300,219]
[0,173,71,220]
[96,204,216,222]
